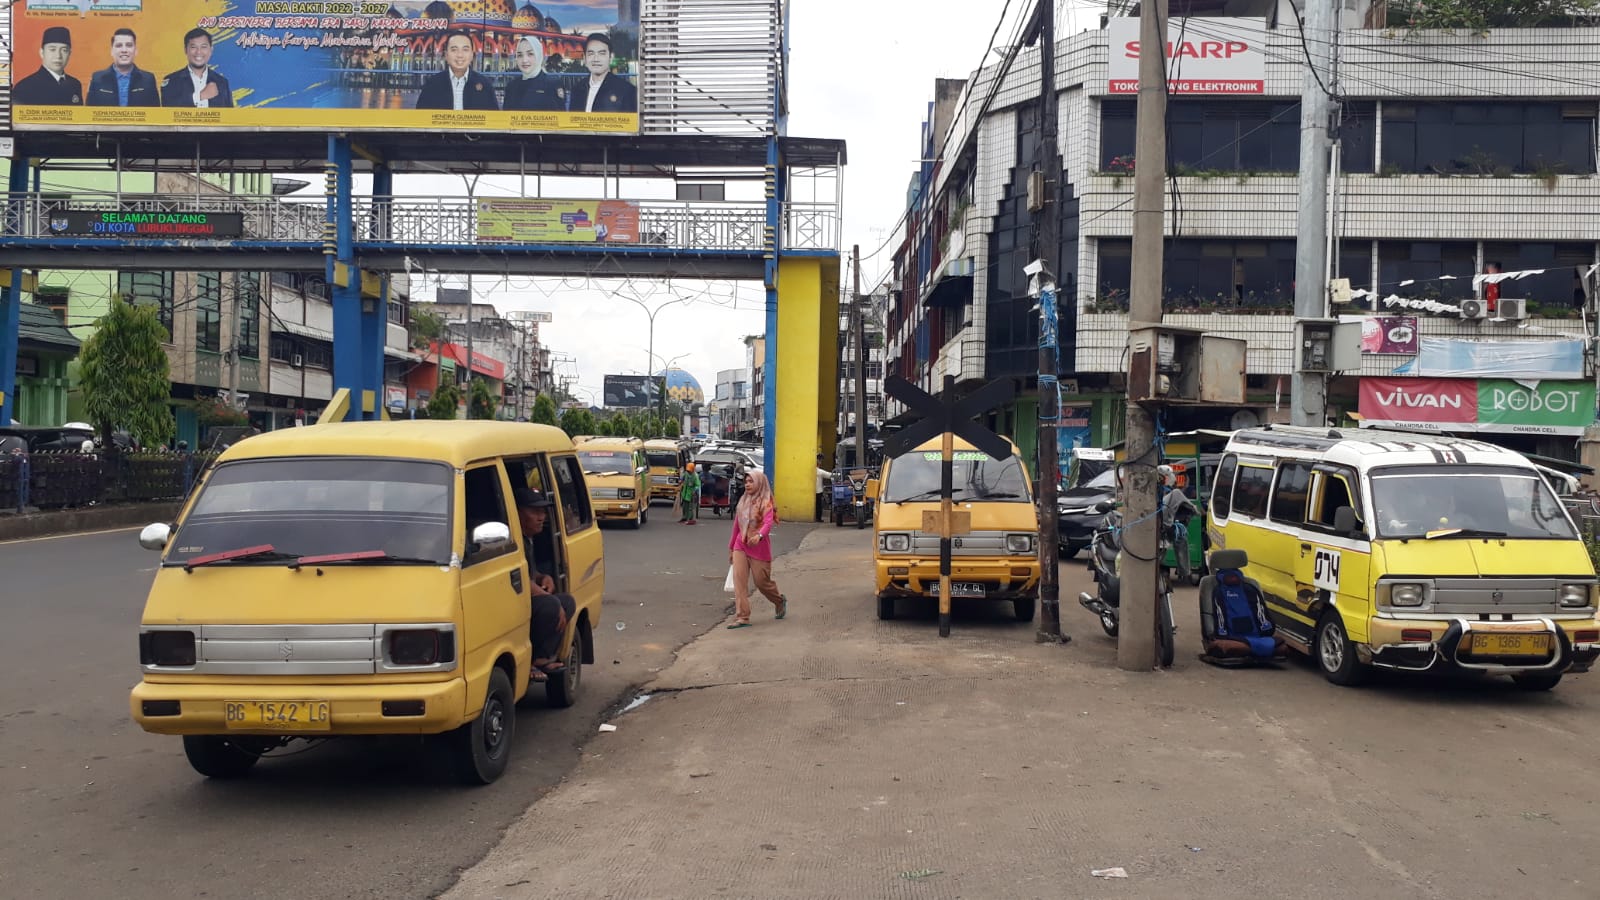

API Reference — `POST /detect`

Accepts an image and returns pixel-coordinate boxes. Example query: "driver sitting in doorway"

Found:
[514,487,577,681]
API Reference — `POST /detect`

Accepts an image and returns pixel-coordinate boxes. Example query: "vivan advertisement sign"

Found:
[1360,377,1597,436]
[1107,17,1266,95]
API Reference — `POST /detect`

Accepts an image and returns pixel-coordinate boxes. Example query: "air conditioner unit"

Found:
[1498,298,1529,320]
[1459,298,1490,320]
[291,354,304,368]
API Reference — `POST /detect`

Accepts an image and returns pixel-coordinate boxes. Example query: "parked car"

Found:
[1057,468,1117,558]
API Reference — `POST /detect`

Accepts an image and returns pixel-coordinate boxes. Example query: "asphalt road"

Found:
[0,505,807,899]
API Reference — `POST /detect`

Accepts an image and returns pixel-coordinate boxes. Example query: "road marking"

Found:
[0,525,143,546]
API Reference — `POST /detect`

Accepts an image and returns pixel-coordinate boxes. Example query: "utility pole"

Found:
[1120,0,1168,671]
[227,275,246,417]
[1031,0,1065,644]
[1292,0,1335,427]
[852,244,867,467]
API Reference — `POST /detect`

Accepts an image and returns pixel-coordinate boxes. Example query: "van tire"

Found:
[182,735,260,779]
[877,593,895,620]
[1315,610,1370,686]
[640,505,649,526]
[545,635,583,708]
[451,667,515,785]
[627,506,642,529]
[1013,597,1036,623]
[1511,672,1563,692]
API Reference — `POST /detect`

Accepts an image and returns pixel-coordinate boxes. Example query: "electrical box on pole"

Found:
[1295,319,1360,374]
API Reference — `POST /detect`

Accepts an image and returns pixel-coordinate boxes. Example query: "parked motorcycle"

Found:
[1078,487,1199,668]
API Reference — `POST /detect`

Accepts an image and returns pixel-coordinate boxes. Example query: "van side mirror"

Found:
[138,522,171,551]
[470,522,513,555]
[1333,506,1362,538]
[1094,499,1116,514]
[866,479,879,500]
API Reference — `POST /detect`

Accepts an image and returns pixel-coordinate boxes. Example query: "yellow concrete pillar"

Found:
[774,256,841,520]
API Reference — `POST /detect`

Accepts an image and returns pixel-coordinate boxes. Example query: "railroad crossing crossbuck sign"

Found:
[882,375,1016,637]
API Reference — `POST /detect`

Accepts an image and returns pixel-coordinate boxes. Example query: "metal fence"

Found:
[0,451,216,514]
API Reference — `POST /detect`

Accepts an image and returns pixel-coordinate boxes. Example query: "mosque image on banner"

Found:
[7,1,641,134]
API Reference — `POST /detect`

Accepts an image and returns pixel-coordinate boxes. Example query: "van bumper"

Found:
[1361,616,1600,675]
[594,501,638,519]
[875,559,1040,600]
[129,678,469,736]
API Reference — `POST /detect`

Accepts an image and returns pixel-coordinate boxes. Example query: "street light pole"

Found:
[617,292,692,434]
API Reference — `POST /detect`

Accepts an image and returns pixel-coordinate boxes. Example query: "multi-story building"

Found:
[713,367,751,438]
[885,1,1600,465]
[744,334,767,440]
[837,294,886,438]
[431,288,550,419]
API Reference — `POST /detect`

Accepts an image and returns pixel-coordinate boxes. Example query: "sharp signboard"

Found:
[1107,17,1265,95]
[603,374,655,409]
[8,1,641,134]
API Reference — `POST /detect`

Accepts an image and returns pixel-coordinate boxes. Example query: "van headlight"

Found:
[618,489,636,500]
[1558,583,1592,609]
[881,533,911,552]
[1389,583,1426,608]
[1006,533,1036,554]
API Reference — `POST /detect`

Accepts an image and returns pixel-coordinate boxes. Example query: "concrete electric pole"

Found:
[1292,0,1336,427]
[852,245,868,468]
[1030,0,1066,644]
[1119,0,1169,672]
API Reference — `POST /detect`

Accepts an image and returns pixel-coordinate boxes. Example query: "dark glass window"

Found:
[1377,242,1478,300]
[1101,100,1374,173]
[195,272,221,353]
[1481,242,1596,310]
[236,272,261,359]
[1381,101,1596,175]
[1211,455,1237,519]
[1269,462,1312,525]
[1097,238,1296,310]
[118,271,174,338]
[1232,464,1274,519]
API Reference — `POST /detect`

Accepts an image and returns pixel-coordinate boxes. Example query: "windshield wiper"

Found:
[1425,527,1509,540]
[892,489,967,503]
[182,544,300,572]
[975,492,1025,499]
[295,550,442,567]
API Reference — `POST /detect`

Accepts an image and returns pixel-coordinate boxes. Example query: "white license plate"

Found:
[929,582,985,597]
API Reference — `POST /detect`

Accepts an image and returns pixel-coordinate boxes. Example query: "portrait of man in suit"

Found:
[576,32,637,114]
[161,27,233,108]
[11,26,83,106]
[88,27,158,107]
[415,30,501,111]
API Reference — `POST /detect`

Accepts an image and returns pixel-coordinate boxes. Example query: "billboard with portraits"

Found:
[7,1,641,134]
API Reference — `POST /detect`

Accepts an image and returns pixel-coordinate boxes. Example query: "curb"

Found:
[0,502,182,543]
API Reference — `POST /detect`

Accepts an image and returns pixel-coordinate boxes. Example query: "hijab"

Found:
[735,470,775,536]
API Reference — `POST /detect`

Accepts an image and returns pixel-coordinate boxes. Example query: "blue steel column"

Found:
[326,136,368,419]
[1,152,32,426]
[761,137,782,480]
[365,163,393,412]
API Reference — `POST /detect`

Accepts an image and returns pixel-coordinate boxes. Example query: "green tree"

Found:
[427,381,463,420]
[1388,0,1600,30]
[664,419,681,438]
[408,305,446,353]
[79,300,176,450]
[530,394,560,426]
[560,407,596,437]
[467,378,498,420]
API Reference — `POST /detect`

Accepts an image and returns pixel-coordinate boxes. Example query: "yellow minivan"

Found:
[576,436,651,527]
[129,421,605,783]
[643,438,689,505]
[871,436,1040,623]
[1207,426,1600,690]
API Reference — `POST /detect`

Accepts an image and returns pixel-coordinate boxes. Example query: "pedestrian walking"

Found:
[726,470,786,628]
[679,461,701,525]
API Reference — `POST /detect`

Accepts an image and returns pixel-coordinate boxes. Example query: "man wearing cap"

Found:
[88,28,158,107]
[161,27,233,108]
[513,487,577,679]
[13,27,84,107]
[575,32,637,113]
[415,30,500,111]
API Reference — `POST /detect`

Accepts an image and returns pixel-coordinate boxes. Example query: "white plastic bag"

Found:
[723,565,737,593]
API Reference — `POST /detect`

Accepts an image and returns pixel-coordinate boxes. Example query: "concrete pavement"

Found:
[449,527,1600,900]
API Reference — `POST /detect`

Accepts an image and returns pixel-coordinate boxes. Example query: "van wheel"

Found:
[1511,672,1563,692]
[450,667,514,785]
[877,593,895,620]
[627,506,643,529]
[182,735,260,779]
[640,505,649,526]
[545,635,583,708]
[1315,610,1370,686]
[1013,597,1036,623]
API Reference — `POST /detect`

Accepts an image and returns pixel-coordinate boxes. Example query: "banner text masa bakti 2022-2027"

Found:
[8,1,641,134]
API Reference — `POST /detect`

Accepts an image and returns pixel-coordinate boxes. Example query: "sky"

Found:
[371,1,1085,407]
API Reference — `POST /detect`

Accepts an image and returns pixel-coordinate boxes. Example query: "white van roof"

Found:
[1226,425,1539,474]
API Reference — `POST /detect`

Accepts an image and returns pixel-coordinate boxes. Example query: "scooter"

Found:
[1078,485,1198,668]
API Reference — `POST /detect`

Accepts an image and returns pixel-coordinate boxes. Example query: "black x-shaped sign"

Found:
[882,375,1016,461]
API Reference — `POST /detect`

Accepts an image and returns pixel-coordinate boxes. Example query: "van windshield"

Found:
[1370,467,1577,540]
[646,452,680,468]
[883,451,1031,503]
[579,451,635,476]
[167,458,452,565]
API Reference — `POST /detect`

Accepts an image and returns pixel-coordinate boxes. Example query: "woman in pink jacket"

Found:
[727,470,787,628]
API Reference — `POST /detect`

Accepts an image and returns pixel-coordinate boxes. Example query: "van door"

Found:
[1294,466,1373,643]
[1260,460,1314,631]
[550,453,605,611]
[1226,460,1292,605]
[460,462,530,700]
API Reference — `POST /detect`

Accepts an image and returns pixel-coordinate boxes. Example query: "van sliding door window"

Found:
[1232,464,1274,519]
[1269,462,1312,525]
